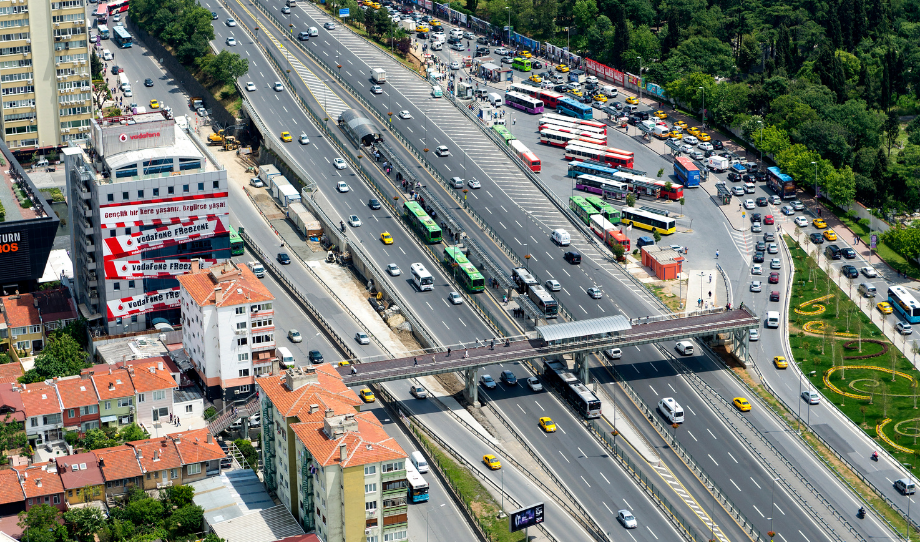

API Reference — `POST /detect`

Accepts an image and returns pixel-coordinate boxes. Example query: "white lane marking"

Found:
[708,454,719,466]
[750,477,761,490]
[558,450,570,463]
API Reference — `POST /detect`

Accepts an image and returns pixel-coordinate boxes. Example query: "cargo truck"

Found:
[371,68,386,84]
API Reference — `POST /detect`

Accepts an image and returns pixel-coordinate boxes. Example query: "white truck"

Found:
[707,155,729,172]
[371,68,386,84]
[247,262,265,278]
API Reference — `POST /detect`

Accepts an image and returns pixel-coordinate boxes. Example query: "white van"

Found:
[858,283,876,298]
[765,311,780,328]
[102,49,113,61]
[410,451,429,473]
[551,229,571,246]
[276,346,295,368]
[487,92,503,107]
[449,28,463,39]
[308,26,319,37]
[600,85,618,98]
[658,397,684,423]
[675,341,694,355]
[430,40,443,50]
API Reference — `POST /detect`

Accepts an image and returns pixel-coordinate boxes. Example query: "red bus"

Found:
[510,139,541,173]
[537,90,564,109]
[108,0,129,15]
[95,3,108,21]
[606,229,630,251]
[564,143,634,169]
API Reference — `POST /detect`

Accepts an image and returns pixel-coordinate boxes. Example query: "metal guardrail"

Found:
[716,262,733,309]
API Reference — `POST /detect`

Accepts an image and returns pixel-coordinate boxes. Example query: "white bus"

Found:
[527,284,559,318]
[406,463,429,503]
[539,113,608,134]
[590,214,615,240]
[410,263,434,291]
[538,121,607,140]
[539,129,606,148]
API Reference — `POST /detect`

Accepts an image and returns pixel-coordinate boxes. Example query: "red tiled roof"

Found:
[93,446,143,481]
[0,363,23,384]
[257,366,360,419]
[169,429,225,465]
[19,382,61,417]
[0,294,40,329]
[54,453,105,490]
[13,463,65,499]
[91,369,135,400]
[0,469,24,505]
[176,262,273,308]
[278,535,322,542]
[291,411,406,468]
[128,437,182,472]
[54,376,99,409]
[127,362,177,393]
[126,355,179,374]
[0,383,25,423]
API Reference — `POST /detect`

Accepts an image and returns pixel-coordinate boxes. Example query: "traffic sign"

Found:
[339,8,349,17]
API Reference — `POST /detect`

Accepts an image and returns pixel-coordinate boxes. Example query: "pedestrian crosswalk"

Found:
[651,463,730,542]
[724,223,753,257]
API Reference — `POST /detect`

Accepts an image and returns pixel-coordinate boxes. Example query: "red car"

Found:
[764,215,775,225]
[769,271,780,284]
[770,291,780,301]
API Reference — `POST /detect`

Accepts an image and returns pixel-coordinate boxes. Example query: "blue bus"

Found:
[112,26,132,48]
[567,160,620,180]
[889,285,920,324]
[556,97,593,120]
[673,157,700,187]
[766,166,796,199]
[406,463,429,503]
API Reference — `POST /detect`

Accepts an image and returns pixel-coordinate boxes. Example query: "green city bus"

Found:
[229,226,244,256]
[569,196,599,226]
[443,246,485,293]
[511,57,532,72]
[403,201,442,244]
[492,125,516,145]
[585,196,621,224]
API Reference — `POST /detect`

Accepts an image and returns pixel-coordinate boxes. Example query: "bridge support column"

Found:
[463,368,480,408]
[733,330,751,367]
[573,352,589,384]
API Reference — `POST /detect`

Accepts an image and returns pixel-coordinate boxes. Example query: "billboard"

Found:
[104,258,217,279]
[0,229,31,283]
[95,117,176,157]
[98,192,228,227]
[106,286,181,320]
[102,216,228,260]
[509,503,544,532]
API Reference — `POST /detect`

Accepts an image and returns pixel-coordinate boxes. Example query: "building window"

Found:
[237,353,249,362]
[125,228,131,235]
[365,483,377,494]
[183,184,189,192]
[137,190,143,198]
[185,405,193,413]
[365,501,377,511]
[113,282,120,291]
[68,409,75,418]
[104,401,111,410]
[237,337,247,346]
[80,405,97,415]
[187,463,201,475]
[238,385,250,393]
[383,531,407,542]
[197,182,204,191]
[238,369,249,378]
[30,417,37,427]
[53,495,60,504]
[213,181,219,189]
[110,230,117,238]
[365,465,376,476]
[152,390,166,401]
[137,393,145,403]
[128,280,135,288]
[107,194,113,202]
[236,322,247,330]
[122,192,128,200]
[153,188,159,197]
[168,186,174,194]
[235,307,245,314]
[131,315,137,323]
[170,469,178,479]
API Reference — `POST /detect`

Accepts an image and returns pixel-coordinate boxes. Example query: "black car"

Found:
[755,241,766,252]
[277,253,291,264]
[756,197,768,207]
[754,171,767,182]
[742,174,754,183]
[144,78,154,87]
[111,65,122,74]
[753,251,765,263]
[417,31,429,39]
[841,265,859,278]
[610,101,623,110]
[824,244,841,259]
[211,11,218,19]
[309,350,324,363]
[368,198,381,210]
[636,111,651,120]
[727,172,742,182]
[841,247,857,259]
[713,140,724,150]
[500,370,517,385]
[532,60,544,69]
[809,233,825,244]
[750,213,761,223]
[627,115,640,126]
[564,251,582,264]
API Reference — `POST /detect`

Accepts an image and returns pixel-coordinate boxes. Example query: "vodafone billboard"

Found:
[106,287,181,320]
[104,258,217,279]
[102,216,228,260]
[96,117,176,156]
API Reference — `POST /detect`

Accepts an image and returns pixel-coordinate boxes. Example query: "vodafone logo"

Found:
[119,134,128,142]
[126,239,133,246]
[130,132,160,140]
[118,304,124,311]
[121,264,128,271]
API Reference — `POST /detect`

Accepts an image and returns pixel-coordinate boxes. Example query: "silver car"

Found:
[545,279,561,291]
[468,178,481,189]
[617,510,637,529]
[386,263,401,276]
[802,390,820,404]
[355,332,370,345]
[770,258,781,269]
[448,292,463,305]
[587,287,603,299]
[750,280,762,292]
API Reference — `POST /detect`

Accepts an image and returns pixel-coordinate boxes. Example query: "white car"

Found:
[355,332,370,345]
[794,216,809,227]
[679,144,693,154]
[743,199,756,210]
[324,21,336,30]
[750,280,762,292]
[226,37,237,46]
[287,329,302,343]
[226,18,237,26]
[781,205,795,215]
[245,81,256,91]
[768,243,778,254]
[336,181,350,192]
[450,61,460,70]
[698,142,713,151]
[435,145,450,157]
[299,133,310,145]
[468,178,481,189]
[732,186,745,196]
[749,329,760,341]
[683,135,699,145]
[398,110,412,119]
[769,195,782,205]
[495,47,510,55]
[751,222,762,233]
[861,266,878,278]
[802,390,820,405]
[448,292,463,305]
[770,258,781,269]
[386,263,401,276]
[752,264,763,275]
[545,279,561,291]
[792,200,805,211]
[333,158,347,169]
[617,510,637,529]
[348,215,362,227]
[526,377,543,392]
[371,85,383,94]
[479,374,497,389]
[274,81,284,92]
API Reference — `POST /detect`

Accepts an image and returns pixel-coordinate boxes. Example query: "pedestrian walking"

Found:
[716,249,719,258]
[447,348,452,356]
[708,291,712,298]
[490,339,495,350]
[464,349,469,358]
[709,274,712,283]
[351,366,358,375]
[414,357,418,365]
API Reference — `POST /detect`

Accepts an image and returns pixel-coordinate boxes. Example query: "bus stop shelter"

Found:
[715,182,733,205]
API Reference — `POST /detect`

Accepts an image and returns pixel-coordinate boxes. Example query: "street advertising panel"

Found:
[106,287,181,320]
[509,503,544,533]
[98,192,228,227]
[104,258,217,279]
[102,216,228,259]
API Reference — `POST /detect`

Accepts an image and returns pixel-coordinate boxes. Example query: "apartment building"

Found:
[130,435,183,490]
[0,469,25,516]
[94,445,143,498]
[91,367,135,428]
[56,374,101,433]
[257,366,409,542]
[0,289,78,357]
[0,0,93,152]
[62,114,229,336]
[19,381,64,448]
[55,452,105,505]
[126,359,178,427]
[177,261,275,402]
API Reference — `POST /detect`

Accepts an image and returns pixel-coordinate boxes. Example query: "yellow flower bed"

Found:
[802,320,859,337]
[876,418,917,454]
[823,365,916,400]
[794,294,835,315]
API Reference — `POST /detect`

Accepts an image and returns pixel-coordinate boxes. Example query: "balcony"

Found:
[365,509,378,519]
[83,208,92,218]
[156,481,173,489]
[84,259,98,271]
[382,470,406,482]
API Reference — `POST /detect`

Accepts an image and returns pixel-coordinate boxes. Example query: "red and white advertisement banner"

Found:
[104,258,217,279]
[98,193,228,227]
[103,216,228,260]
[101,214,226,230]
[585,58,625,87]
[106,287,181,320]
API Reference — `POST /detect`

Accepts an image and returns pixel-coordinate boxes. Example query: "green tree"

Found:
[202,50,249,88]
[573,0,599,39]
[884,109,900,156]
[882,225,920,260]
[122,496,164,528]
[610,3,630,65]
[53,318,89,349]
[63,507,106,542]
[117,423,149,443]
[0,413,26,462]
[165,504,204,539]
[19,504,64,542]
[81,428,119,451]
[161,485,195,509]
[652,230,661,242]
[234,439,258,469]
[825,165,857,206]
[708,82,751,126]
[20,334,88,383]
[531,0,557,38]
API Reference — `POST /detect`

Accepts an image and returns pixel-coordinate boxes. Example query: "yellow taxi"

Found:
[429,19,441,25]
[529,74,542,84]
[773,356,788,369]
[538,417,557,432]
[823,229,837,241]
[520,50,532,58]
[625,96,639,105]
[698,132,712,142]
[733,397,752,412]
[687,126,701,136]
[877,301,893,315]
[417,24,429,32]
[280,131,293,142]
[812,218,828,229]
[380,232,393,245]
[567,89,583,98]
[592,94,607,102]
[669,131,683,140]
[556,64,570,73]
[338,360,351,366]
[483,454,501,470]
[652,110,667,119]
[674,120,688,130]
[359,388,376,403]
[149,99,160,109]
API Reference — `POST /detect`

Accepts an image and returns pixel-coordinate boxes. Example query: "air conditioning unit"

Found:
[56,61,60,65]
[25,38,29,43]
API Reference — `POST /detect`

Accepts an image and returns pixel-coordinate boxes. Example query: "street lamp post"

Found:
[699,272,706,313]
[698,86,706,128]
[505,7,511,47]
[769,477,778,536]
[637,56,643,104]
[758,120,764,163]
[811,160,819,208]
[709,485,716,542]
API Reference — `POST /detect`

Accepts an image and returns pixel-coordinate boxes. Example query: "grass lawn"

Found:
[786,236,920,469]
[648,283,685,312]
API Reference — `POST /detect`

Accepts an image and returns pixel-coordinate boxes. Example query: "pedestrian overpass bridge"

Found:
[337,307,759,405]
